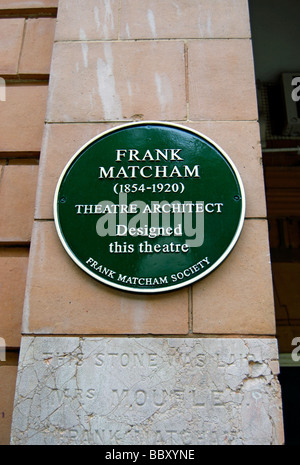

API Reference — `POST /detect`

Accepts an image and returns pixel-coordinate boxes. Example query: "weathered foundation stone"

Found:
[10,337,284,445]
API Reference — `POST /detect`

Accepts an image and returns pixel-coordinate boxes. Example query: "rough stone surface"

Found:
[11,337,284,445]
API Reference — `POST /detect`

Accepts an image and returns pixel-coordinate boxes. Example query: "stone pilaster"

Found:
[11,0,284,445]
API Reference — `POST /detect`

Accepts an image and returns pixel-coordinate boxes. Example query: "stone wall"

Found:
[0,0,57,444]
[4,0,284,445]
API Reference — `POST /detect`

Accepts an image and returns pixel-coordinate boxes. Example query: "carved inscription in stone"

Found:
[10,337,284,445]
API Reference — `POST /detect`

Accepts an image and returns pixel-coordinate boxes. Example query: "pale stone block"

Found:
[120,0,251,39]
[192,220,276,335]
[183,121,266,218]
[10,336,284,445]
[0,85,48,152]
[55,0,119,41]
[188,39,258,121]
[0,251,28,347]
[22,221,189,335]
[0,0,57,8]
[0,165,39,242]
[19,18,56,76]
[0,18,25,75]
[46,41,186,122]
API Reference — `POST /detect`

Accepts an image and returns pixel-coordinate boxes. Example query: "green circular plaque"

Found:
[54,122,245,293]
